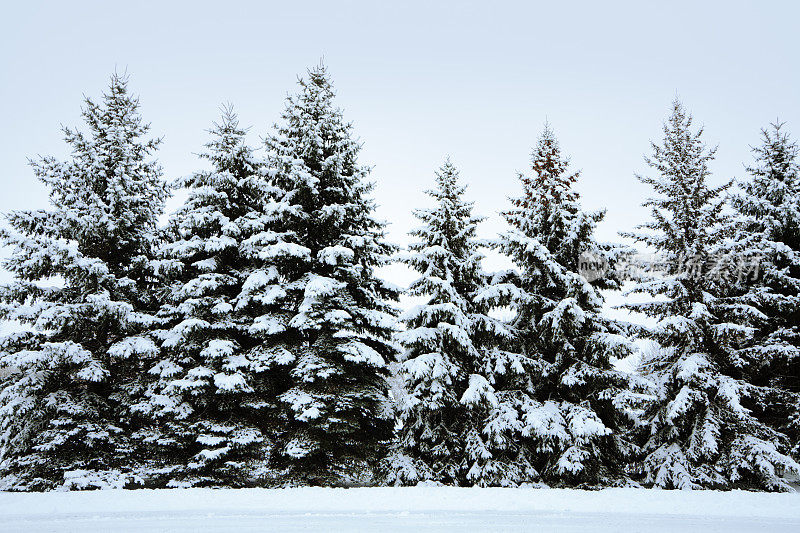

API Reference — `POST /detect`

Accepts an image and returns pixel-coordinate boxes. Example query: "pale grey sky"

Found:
[2,1,799,291]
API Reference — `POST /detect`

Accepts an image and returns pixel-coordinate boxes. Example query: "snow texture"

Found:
[0,487,798,532]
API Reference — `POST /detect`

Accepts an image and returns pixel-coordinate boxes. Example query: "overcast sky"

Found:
[2,1,799,290]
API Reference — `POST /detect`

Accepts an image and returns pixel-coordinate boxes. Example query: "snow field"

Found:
[1,487,799,532]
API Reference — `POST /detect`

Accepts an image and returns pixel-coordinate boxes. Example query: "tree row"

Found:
[1,66,798,491]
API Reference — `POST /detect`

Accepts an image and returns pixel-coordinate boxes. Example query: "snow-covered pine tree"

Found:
[725,122,800,456]
[0,74,169,490]
[260,64,399,485]
[132,106,284,487]
[623,101,799,490]
[477,124,636,487]
[384,158,513,486]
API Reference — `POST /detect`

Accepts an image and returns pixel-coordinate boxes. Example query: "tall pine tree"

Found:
[384,159,514,486]
[132,107,282,487]
[623,101,799,490]
[726,122,800,457]
[478,124,636,487]
[260,64,399,485]
[0,74,168,490]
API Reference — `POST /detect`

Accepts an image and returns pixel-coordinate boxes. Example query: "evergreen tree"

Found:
[384,159,513,486]
[0,74,168,490]
[478,124,636,487]
[132,106,282,487]
[623,101,799,490]
[726,122,800,456]
[260,64,399,485]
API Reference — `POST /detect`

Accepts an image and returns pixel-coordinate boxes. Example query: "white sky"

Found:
[2,0,799,294]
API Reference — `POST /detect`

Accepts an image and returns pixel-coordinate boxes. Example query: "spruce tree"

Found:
[261,64,399,485]
[726,122,800,456]
[623,101,799,490]
[0,74,168,490]
[384,159,513,486]
[478,124,636,487]
[132,106,282,487]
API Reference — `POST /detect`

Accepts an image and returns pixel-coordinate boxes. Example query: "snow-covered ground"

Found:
[1,487,798,532]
